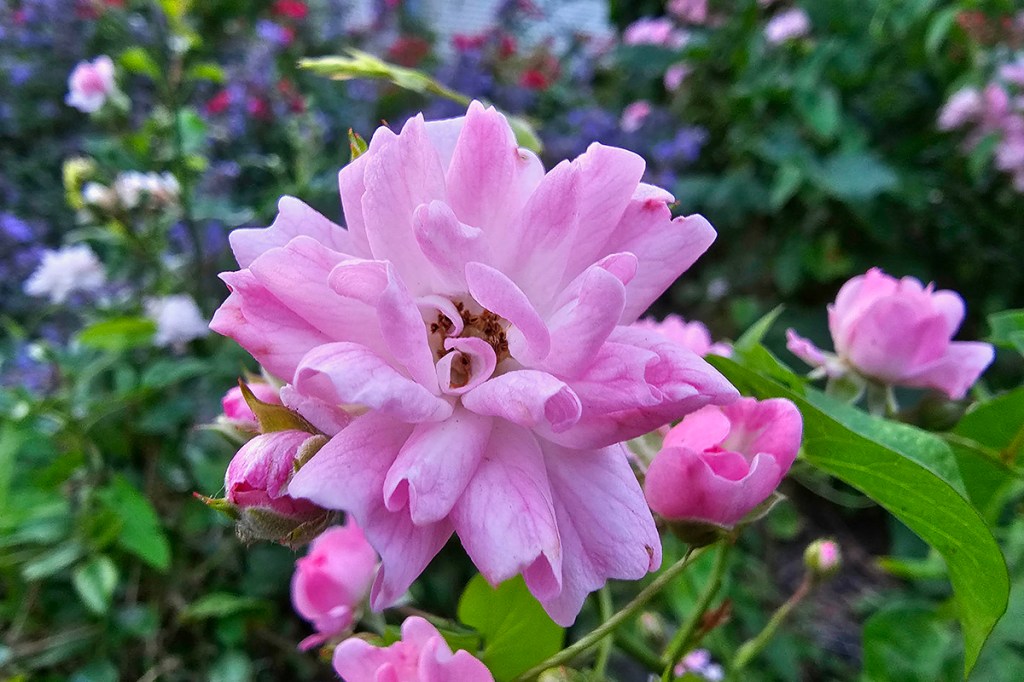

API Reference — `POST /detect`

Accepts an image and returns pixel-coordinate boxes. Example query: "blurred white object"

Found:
[146,295,209,347]
[24,245,106,304]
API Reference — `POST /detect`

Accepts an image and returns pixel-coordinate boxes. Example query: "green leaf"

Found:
[119,47,160,79]
[186,62,226,84]
[734,305,784,354]
[300,50,469,105]
[78,317,156,351]
[988,309,1024,355]
[457,575,564,682]
[22,542,84,580]
[863,603,959,682]
[925,7,960,58]
[815,151,898,201]
[182,592,267,621]
[708,353,1009,674]
[795,87,840,140]
[769,164,803,210]
[96,476,171,571]
[140,358,208,389]
[73,555,119,615]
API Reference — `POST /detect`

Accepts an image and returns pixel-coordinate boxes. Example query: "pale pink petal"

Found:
[829,268,899,346]
[436,337,497,395]
[930,289,967,337]
[229,197,355,268]
[424,116,466,169]
[451,423,562,599]
[419,636,496,681]
[465,262,551,363]
[338,126,398,258]
[904,341,995,400]
[720,398,802,468]
[383,407,491,524]
[289,412,453,609]
[663,405,732,452]
[210,270,330,381]
[842,298,949,382]
[785,328,829,369]
[413,200,492,293]
[462,371,582,433]
[539,442,660,626]
[543,265,627,377]
[294,342,453,423]
[334,638,413,681]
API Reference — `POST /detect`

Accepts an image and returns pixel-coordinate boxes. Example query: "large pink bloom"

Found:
[333,616,493,682]
[786,268,994,399]
[292,521,379,650]
[645,398,802,527]
[210,102,736,625]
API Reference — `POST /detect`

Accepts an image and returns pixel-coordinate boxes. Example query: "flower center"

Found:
[427,299,510,390]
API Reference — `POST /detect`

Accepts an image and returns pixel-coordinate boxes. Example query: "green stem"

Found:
[660,541,732,679]
[728,576,812,678]
[511,546,709,682]
[592,586,614,678]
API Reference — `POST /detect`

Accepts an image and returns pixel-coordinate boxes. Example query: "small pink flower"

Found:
[221,382,282,427]
[292,521,379,650]
[621,100,653,132]
[66,56,115,113]
[786,268,994,399]
[764,8,811,44]
[664,63,691,92]
[1000,58,1024,87]
[623,17,688,48]
[645,398,802,527]
[333,616,493,682]
[632,314,731,357]
[804,538,841,577]
[669,0,707,25]
[937,87,982,131]
[225,430,323,519]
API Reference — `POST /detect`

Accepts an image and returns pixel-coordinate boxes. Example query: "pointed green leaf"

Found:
[73,555,119,615]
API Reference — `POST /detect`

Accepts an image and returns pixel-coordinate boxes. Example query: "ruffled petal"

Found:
[462,370,582,433]
[542,265,627,377]
[229,197,355,268]
[904,341,995,400]
[413,200,492,293]
[465,261,551,364]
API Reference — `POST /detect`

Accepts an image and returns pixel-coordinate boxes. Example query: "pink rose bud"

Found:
[221,382,282,427]
[333,616,494,681]
[787,268,994,400]
[66,56,116,113]
[804,538,841,578]
[645,398,802,527]
[632,313,731,357]
[225,430,330,544]
[291,521,379,650]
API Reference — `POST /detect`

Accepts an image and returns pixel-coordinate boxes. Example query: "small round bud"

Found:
[804,538,841,578]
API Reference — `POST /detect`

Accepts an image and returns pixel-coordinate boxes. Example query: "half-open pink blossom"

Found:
[225,430,323,519]
[221,382,282,427]
[292,521,379,650]
[211,101,737,625]
[645,398,801,527]
[66,56,115,113]
[786,268,994,399]
[632,314,731,357]
[333,616,493,682]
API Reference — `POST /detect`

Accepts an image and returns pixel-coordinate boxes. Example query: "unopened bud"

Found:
[804,539,841,578]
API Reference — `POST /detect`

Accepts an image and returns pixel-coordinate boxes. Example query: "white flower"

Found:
[65,56,116,113]
[114,171,146,209]
[146,295,209,347]
[24,245,106,304]
[113,171,181,209]
[82,182,116,210]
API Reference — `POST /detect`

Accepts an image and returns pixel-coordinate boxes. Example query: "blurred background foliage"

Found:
[1,0,1023,679]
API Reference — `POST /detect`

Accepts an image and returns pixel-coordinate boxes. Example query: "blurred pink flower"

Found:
[632,314,731,358]
[225,430,323,519]
[664,63,691,92]
[65,56,115,113]
[211,101,736,625]
[937,87,982,130]
[292,521,379,650]
[221,382,282,427]
[621,100,653,132]
[669,0,707,25]
[1001,58,1024,87]
[623,17,688,48]
[786,268,994,399]
[333,616,493,681]
[645,398,802,527]
[764,8,811,44]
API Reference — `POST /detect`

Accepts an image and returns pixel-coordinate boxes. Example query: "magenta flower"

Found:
[221,382,282,427]
[292,521,379,650]
[65,56,115,113]
[225,430,324,521]
[333,616,493,682]
[632,314,731,358]
[786,268,994,399]
[645,398,802,527]
[764,8,811,44]
[211,102,736,624]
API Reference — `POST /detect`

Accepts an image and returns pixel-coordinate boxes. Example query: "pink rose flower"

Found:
[292,521,379,650]
[225,430,323,520]
[621,100,653,133]
[669,0,708,25]
[645,398,802,527]
[221,382,282,427]
[937,87,982,131]
[623,17,688,48]
[211,101,736,625]
[786,268,994,399]
[65,56,115,113]
[333,616,493,682]
[632,314,731,357]
[764,8,811,44]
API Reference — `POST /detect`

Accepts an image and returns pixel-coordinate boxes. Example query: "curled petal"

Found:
[462,370,582,433]
[465,261,551,363]
[436,337,498,395]
[230,197,355,268]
